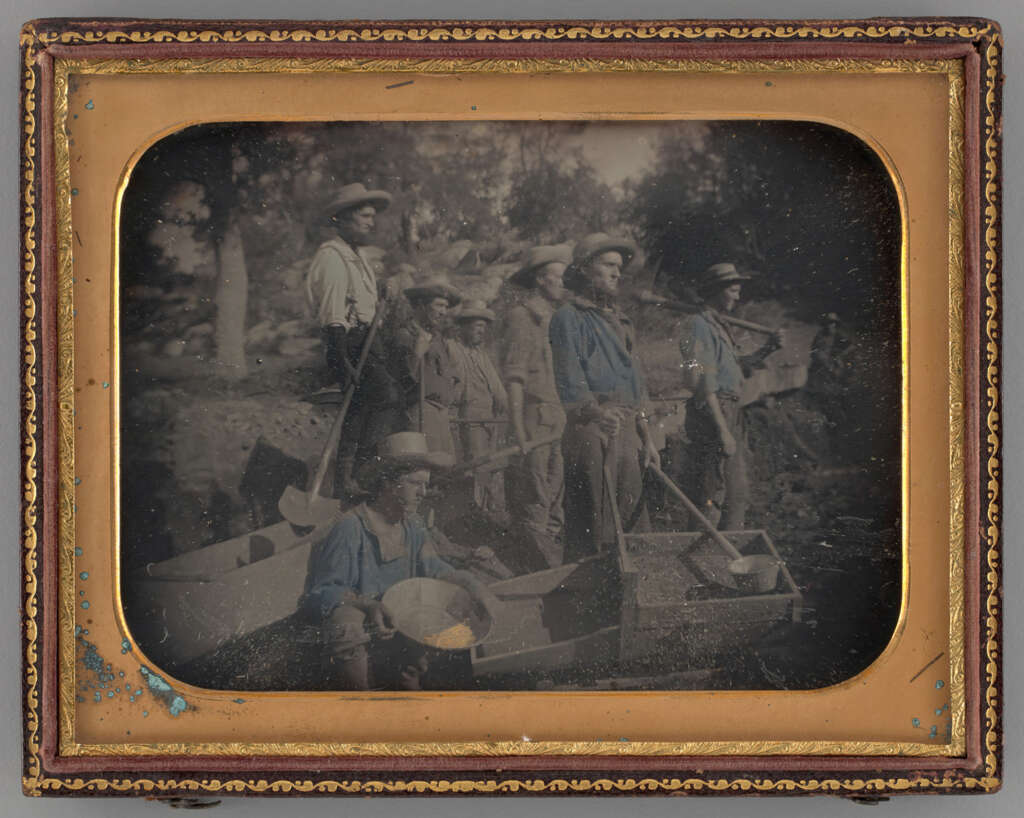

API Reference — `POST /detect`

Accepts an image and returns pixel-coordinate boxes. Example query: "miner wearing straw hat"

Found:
[684,262,785,530]
[449,299,508,515]
[305,183,402,499]
[297,431,500,690]
[549,233,661,562]
[501,244,572,569]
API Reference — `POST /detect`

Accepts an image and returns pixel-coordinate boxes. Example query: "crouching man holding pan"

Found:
[296,432,501,690]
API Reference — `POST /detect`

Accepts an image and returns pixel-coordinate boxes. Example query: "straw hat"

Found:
[403,278,463,307]
[358,432,455,486]
[326,183,392,218]
[453,299,496,323]
[696,262,750,296]
[508,244,573,289]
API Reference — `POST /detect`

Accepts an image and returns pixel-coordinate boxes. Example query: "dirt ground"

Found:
[121,308,901,692]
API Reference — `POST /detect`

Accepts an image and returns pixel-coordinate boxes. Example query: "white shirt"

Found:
[305,237,378,329]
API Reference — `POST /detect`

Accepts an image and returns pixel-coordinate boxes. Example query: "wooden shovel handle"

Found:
[636,289,776,336]
[455,432,562,475]
[307,301,388,504]
[649,466,744,561]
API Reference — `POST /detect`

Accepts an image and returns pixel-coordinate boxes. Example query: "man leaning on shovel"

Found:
[305,183,403,499]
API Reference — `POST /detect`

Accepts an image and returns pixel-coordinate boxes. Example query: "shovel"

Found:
[450,432,562,477]
[649,466,744,561]
[278,301,388,527]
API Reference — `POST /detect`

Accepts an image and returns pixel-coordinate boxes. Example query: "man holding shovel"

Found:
[684,263,785,530]
[549,233,661,563]
[305,183,402,499]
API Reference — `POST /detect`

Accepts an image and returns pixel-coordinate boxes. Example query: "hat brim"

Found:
[575,238,638,266]
[357,451,455,486]
[508,254,570,289]
[698,273,750,295]
[329,191,392,216]
[404,285,462,306]
[455,310,495,323]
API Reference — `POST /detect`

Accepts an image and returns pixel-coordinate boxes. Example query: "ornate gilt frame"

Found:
[20,18,1002,799]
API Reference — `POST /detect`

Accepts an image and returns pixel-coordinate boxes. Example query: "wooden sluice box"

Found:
[472,530,802,679]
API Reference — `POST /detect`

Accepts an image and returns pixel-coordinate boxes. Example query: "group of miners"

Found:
[296,181,787,690]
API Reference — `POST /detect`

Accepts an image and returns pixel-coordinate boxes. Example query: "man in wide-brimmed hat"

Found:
[549,233,661,562]
[683,262,785,530]
[297,431,500,690]
[502,244,571,569]
[448,300,508,515]
[389,278,463,457]
[305,182,401,498]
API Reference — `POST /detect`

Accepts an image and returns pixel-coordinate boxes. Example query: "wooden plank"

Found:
[130,541,314,668]
[472,627,620,677]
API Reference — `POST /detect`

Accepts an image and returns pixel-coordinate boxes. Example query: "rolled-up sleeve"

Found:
[299,517,361,619]
[550,307,593,409]
[418,537,456,579]
[690,318,719,396]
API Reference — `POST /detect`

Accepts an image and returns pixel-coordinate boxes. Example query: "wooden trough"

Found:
[471,530,802,683]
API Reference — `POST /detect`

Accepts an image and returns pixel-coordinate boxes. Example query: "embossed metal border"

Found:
[20,18,1002,798]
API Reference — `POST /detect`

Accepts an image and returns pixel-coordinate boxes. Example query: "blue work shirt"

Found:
[298,508,454,621]
[549,297,648,410]
[688,310,745,397]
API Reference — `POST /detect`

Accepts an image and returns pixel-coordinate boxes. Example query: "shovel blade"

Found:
[278,485,340,528]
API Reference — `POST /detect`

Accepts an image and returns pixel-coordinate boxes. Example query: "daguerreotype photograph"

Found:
[120,119,902,694]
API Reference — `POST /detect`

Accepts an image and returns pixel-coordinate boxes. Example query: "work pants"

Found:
[684,396,750,530]
[317,604,429,691]
[324,325,402,494]
[459,419,506,516]
[562,408,648,564]
[505,402,566,568]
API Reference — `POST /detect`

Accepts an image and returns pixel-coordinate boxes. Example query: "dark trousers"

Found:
[684,396,750,530]
[562,410,648,564]
[323,326,402,493]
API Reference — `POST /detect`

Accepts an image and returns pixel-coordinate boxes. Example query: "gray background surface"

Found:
[1,1,1019,815]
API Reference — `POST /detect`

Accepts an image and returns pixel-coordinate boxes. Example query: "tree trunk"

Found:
[213,215,248,379]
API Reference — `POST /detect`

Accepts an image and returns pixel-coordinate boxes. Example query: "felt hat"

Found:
[508,244,573,289]
[326,183,392,217]
[564,233,638,292]
[696,262,750,296]
[359,432,455,485]
[572,232,638,266]
[403,277,463,307]
[454,299,496,323]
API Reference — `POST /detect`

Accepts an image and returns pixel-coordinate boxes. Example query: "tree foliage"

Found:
[628,121,902,329]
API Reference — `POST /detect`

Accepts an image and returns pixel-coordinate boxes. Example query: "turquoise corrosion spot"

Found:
[81,601,89,609]
[74,546,83,556]
[911,718,920,728]
[935,680,945,689]
[139,666,189,717]
[80,571,89,580]
[74,477,81,485]
[85,99,94,109]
